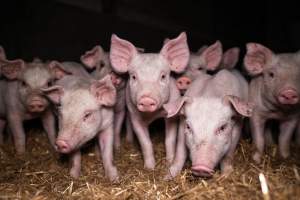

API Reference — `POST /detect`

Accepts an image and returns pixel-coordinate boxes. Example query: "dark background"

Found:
[0,0,299,62]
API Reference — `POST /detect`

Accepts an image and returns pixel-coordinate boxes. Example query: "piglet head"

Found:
[164,95,253,177]
[110,32,190,112]
[48,61,73,80]
[175,41,222,94]
[1,59,53,113]
[244,43,300,106]
[43,75,116,153]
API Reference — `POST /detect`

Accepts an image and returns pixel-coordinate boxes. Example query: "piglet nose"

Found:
[55,140,70,153]
[176,76,191,90]
[28,101,46,112]
[278,88,299,105]
[137,97,158,112]
[191,165,214,177]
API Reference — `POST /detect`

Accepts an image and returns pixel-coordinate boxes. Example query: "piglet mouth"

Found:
[191,165,215,177]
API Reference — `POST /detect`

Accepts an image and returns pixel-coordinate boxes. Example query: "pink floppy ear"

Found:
[0,46,6,60]
[110,34,138,73]
[41,85,64,105]
[160,32,190,73]
[163,96,191,118]
[243,43,274,76]
[90,75,117,107]
[200,40,223,71]
[223,95,254,117]
[221,47,240,69]
[80,45,105,69]
[0,59,25,80]
[48,61,72,80]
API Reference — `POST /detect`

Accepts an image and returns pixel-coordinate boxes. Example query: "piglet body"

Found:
[109,32,190,169]
[0,59,56,153]
[43,75,119,181]
[244,43,300,163]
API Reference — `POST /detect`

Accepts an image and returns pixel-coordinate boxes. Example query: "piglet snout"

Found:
[278,88,299,105]
[27,96,47,113]
[176,76,191,90]
[191,165,214,177]
[56,139,70,153]
[137,96,158,112]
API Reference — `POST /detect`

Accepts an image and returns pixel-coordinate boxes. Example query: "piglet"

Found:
[175,41,223,94]
[109,32,189,169]
[81,46,132,149]
[164,69,253,178]
[0,58,57,154]
[42,75,119,181]
[244,43,300,163]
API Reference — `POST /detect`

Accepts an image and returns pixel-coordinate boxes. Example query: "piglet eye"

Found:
[47,81,52,87]
[100,61,105,68]
[185,123,192,132]
[83,112,92,121]
[268,72,274,78]
[21,81,27,87]
[131,74,136,80]
[161,74,166,80]
[198,67,203,71]
[217,123,228,134]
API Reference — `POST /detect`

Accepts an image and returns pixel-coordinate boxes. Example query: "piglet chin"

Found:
[191,164,215,178]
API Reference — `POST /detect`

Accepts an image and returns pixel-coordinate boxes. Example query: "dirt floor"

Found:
[0,126,300,200]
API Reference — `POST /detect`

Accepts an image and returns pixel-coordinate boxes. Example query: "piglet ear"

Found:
[90,75,117,107]
[163,38,170,45]
[196,45,208,55]
[221,47,240,69]
[223,95,254,117]
[160,32,190,73]
[81,45,105,69]
[243,43,274,76]
[48,61,72,80]
[41,85,64,105]
[163,96,191,118]
[200,40,223,71]
[110,34,137,73]
[32,57,42,63]
[0,59,25,80]
[0,46,6,60]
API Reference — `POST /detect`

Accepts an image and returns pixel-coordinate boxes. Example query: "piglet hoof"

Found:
[113,144,121,152]
[70,167,81,179]
[221,165,233,177]
[280,149,290,159]
[166,156,174,165]
[15,149,26,156]
[144,159,155,170]
[163,166,177,181]
[107,167,119,183]
[252,152,262,164]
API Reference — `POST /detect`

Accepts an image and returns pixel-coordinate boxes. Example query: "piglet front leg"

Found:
[0,119,6,145]
[113,109,125,150]
[165,117,178,164]
[131,115,155,170]
[279,118,298,158]
[7,113,26,154]
[41,109,57,150]
[220,121,242,176]
[98,125,119,182]
[125,113,134,143]
[69,150,81,178]
[250,113,266,164]
[165,117,187,180]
